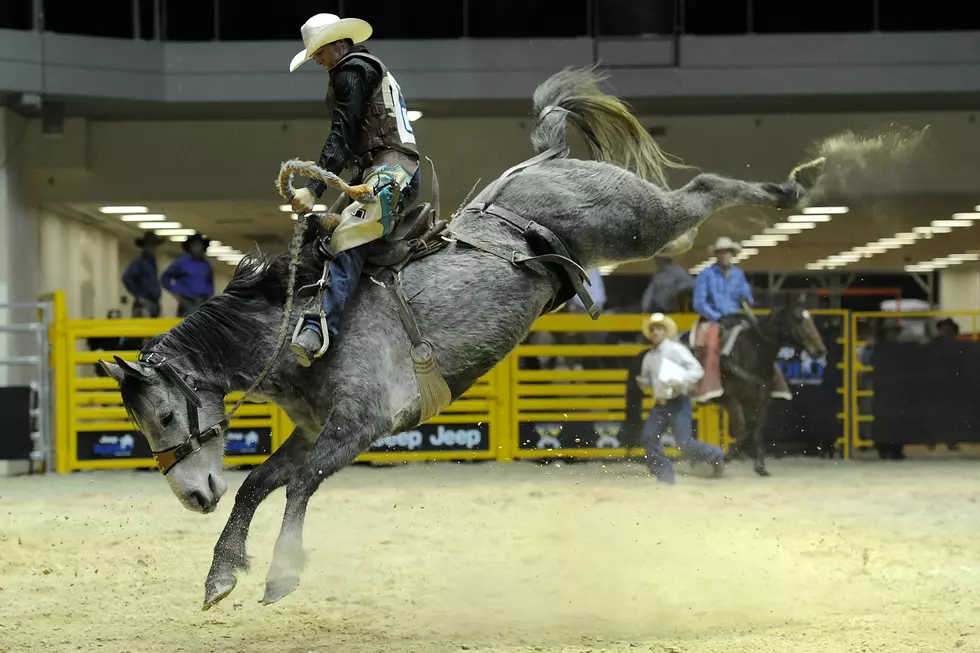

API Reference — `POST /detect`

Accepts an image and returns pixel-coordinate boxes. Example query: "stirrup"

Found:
[290,313,330,367]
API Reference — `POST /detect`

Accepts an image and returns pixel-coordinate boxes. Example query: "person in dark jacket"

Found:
[161,233,214,317]
[121,232,163,318]
[286,12,422,367]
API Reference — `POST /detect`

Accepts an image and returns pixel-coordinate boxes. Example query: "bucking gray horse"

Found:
[100,66,827,609]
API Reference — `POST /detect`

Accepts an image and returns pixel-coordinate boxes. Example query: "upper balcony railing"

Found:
[3,0,979,42]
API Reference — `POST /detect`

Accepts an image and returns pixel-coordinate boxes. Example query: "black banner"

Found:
[872,340,980,445]
[76,426,273,461]
[368,423,490,453]
[761,313,845,455]
[518,419,703,450]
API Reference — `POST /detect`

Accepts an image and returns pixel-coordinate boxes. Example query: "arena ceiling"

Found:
[65,191,980,277]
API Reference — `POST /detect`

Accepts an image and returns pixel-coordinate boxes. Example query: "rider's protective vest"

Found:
[331,51,420,173]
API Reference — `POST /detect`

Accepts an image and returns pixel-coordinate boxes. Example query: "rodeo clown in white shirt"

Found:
[635,313,726,483]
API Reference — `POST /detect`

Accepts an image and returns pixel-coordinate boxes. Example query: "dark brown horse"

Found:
[625,299,826,476]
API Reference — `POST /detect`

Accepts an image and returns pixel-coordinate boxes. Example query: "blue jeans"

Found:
[641,396,724,483]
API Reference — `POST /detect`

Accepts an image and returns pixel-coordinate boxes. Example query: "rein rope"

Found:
[225,159,375,417]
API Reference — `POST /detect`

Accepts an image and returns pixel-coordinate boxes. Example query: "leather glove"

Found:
[290,187,316,214]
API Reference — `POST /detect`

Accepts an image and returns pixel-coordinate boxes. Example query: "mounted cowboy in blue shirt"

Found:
[691,236,791,403]
[285,12,421,367]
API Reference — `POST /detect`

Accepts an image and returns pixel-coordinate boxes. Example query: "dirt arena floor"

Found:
[1,456,979,653]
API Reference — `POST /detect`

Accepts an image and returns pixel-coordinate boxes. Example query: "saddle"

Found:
[362,202,450,276]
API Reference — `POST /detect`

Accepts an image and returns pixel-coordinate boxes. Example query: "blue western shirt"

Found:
[161,255,214,299]
[121,253,161,301]
[692,263,754,322]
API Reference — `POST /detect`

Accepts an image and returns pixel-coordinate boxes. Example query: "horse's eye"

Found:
[161,412,174,427]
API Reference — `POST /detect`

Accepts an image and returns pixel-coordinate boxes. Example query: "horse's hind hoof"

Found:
[789,156,826,191]
[202,575,238,611]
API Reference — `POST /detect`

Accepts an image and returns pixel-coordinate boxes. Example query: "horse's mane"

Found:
[143,224,325,377]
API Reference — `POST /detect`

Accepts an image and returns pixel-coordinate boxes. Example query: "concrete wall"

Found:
[2,31,979,103]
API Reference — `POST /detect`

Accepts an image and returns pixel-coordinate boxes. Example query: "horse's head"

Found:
[772,295,827,360]
[100,352,229,514]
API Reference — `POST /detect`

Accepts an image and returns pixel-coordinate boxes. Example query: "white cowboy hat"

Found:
[289,13,373,73]
[642,313,678,341]
[711,236,742,254]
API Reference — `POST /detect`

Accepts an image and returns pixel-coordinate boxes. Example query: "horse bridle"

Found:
[129,351,230,475]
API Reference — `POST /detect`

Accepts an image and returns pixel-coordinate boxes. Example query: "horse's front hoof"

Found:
[755,466,771,477]
[202,574,238,611]
[261,574,300,605]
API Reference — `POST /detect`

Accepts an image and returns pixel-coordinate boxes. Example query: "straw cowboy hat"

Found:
[289,13,373,72]
[711,236,742,254]
[642,312,678,341]
[134,232,165,248]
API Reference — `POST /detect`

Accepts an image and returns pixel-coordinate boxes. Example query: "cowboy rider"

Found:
[286,12,421,367]
[691,236,790,402]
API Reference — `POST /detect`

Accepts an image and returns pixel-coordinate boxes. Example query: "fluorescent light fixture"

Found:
[893,232,920,240]
[741,239,779,247]
[803,206,849,214]
[931,226,953,234]
[854,246,888,255]
[948,253,980,261]
[279,204,327,212]
[805,263,825,270]
[138,221,181,229]
[932,219,970,228]
[156,228,197,236]
[169,236,188,242]
[905,264,934,272]
[788,214,831,223]
[953,212,980,221]
[912,226,934,235]
[774,221,816,230]
[765,227,801,235]
[122,213,166,222]
[751,233,790,242]
[100,206,147,214]
[407,110,423,121]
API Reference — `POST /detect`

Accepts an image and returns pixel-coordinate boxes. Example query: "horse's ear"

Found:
[99,360,127,386]
[112,355,151,379]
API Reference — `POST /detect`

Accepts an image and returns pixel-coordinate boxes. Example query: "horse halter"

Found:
[130,351,229,475]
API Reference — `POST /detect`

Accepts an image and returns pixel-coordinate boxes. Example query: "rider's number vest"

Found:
[329,52,420,170]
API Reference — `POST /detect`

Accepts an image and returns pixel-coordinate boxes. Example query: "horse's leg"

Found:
[262,400,388,605]
[668,157,825,223]
[751,392,772,477]
[724,398,747,462]
[202,428,313,610]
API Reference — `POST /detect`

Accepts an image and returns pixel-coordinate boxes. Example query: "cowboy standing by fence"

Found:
[691,236,791,403]
[286,12,422,367]
[161,233,215,318]
[636,313,725,483]
[122,232,163,318]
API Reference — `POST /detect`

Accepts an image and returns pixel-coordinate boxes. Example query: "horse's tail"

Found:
[529,65,691,189]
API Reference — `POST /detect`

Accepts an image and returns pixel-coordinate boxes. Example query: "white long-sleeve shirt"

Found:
[639,338,705,400]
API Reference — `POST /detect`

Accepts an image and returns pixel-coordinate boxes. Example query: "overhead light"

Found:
[765,227,801,235]
[905,264,934,272]
[931,219,971,228]
[893,232,920,239]
[912,226,934,235]
[155,228,196,236]
[774,221,816,230]
[138,221,181,229]
[948,253,980,261]
[803,206,849,214]
[122,213,166,222]
[100,206,147,214]
[407,110,423,121]
[741,239,779,247]
[854,246,888,254]
[931,226,953,234]
[751,233,790,242]
[788,214,831,223]
[279,204,328,212]
[169,235,187,242]
[953,212,980,221]
[805,263,825,270]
